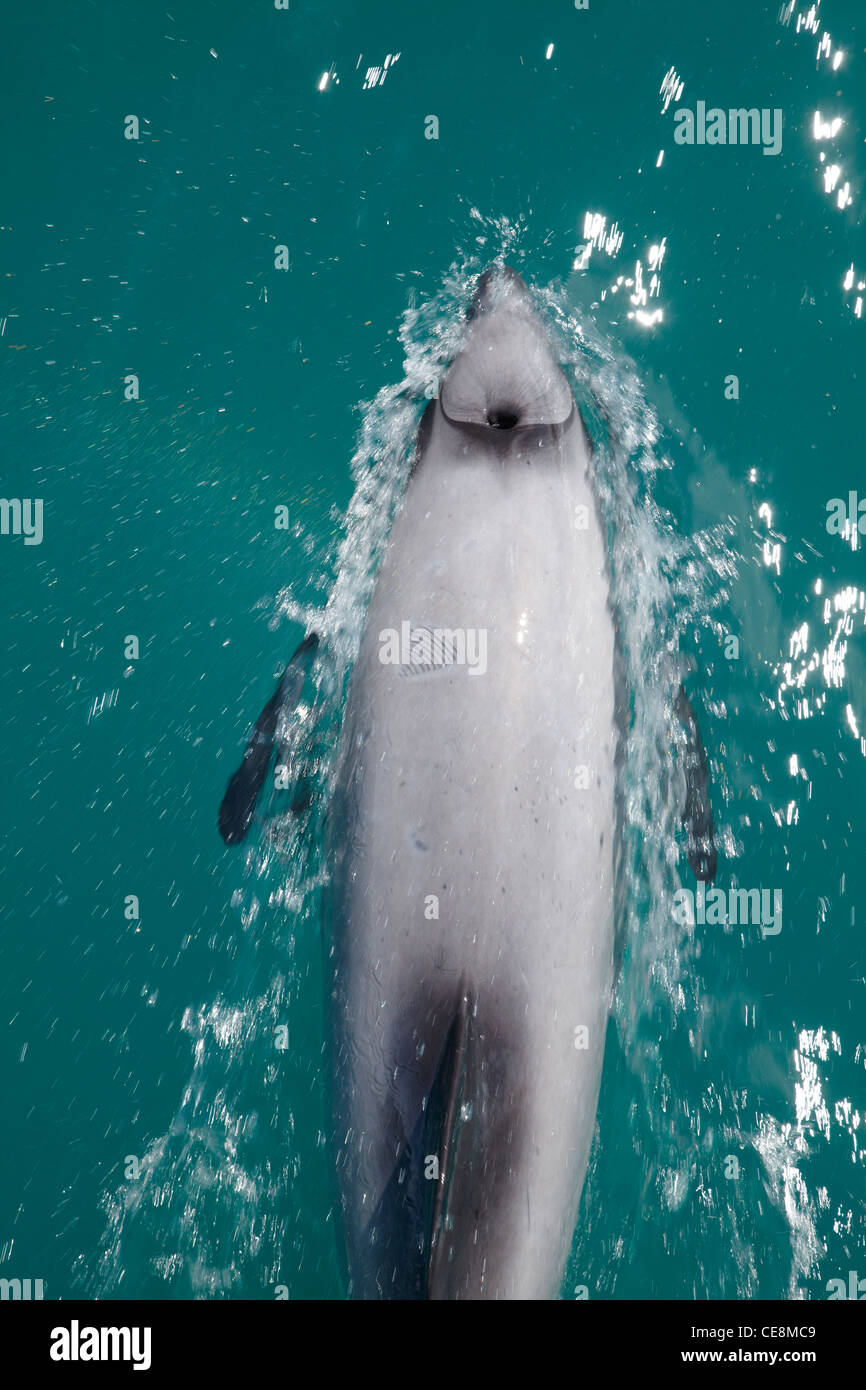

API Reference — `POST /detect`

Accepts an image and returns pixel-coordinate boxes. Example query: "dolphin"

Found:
[218,265,717,1299]
[327,266,619,1300]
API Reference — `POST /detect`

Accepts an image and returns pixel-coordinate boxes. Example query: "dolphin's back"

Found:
[328,271,616,1299]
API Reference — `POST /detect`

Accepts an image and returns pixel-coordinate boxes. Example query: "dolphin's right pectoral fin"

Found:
[366,986,472,1299]
[218,632,319,846]
[675,683,718,883]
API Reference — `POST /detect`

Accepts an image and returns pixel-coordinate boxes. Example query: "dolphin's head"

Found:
[436,265,575,439]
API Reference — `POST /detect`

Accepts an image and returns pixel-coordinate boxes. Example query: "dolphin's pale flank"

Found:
[327,267,617,1299]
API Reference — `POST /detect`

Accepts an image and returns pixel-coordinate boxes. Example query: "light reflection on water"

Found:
[780,1,862,319]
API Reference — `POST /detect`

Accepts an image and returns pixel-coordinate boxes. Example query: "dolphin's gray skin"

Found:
[327,267,617,1299]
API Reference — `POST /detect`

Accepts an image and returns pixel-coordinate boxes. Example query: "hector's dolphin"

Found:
[219,266,716,1299]
[329,266,617,1300]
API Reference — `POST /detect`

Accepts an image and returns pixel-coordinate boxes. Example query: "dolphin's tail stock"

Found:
[218,632,319,846]
[345,979,536,1300]
[359,983,473,1300]
[675,683,718,883]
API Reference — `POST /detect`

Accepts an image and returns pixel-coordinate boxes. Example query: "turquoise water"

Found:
[1,0,864,1300]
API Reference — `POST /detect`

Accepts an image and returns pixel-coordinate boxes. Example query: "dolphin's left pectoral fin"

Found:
[674,683,718,883]
[218,632,319,846]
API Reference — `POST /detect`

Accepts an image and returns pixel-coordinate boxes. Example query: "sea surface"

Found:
[1,0,864,1300]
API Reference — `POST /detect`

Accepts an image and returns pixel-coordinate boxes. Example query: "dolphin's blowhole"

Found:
[487,406,520,429]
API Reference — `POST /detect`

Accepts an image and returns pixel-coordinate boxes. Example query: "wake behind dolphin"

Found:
[219,265,716,1300]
